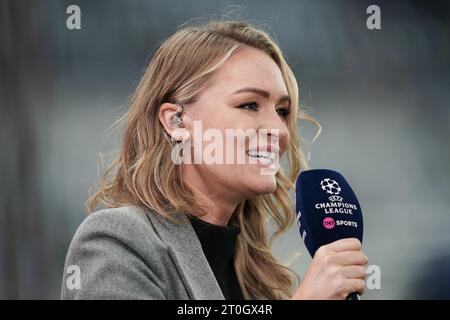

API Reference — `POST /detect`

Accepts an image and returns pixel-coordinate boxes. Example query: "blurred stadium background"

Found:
[1,0,449,299]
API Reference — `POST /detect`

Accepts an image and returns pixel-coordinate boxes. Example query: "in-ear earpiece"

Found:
[170,104,185,128]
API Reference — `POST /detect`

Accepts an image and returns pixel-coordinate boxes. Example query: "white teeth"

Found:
[246,150,276,160]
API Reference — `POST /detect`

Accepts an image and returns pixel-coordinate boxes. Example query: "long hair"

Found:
[87,19,321,299]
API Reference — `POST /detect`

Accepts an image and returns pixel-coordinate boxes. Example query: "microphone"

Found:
[295,169,364,300]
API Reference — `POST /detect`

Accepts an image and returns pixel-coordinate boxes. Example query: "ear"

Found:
[159,103,181,137]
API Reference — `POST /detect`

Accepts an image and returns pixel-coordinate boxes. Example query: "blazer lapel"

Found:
[144,209,225,300]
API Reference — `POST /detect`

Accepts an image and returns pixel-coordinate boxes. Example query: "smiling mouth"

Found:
[245,150,278,167]
[246,150,276,160]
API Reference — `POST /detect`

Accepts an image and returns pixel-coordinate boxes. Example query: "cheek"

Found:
[279,131,290,156]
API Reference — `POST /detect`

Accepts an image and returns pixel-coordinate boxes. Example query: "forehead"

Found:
[206,45,288,97]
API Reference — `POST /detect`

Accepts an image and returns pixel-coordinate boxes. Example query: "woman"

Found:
[61,19,367,300]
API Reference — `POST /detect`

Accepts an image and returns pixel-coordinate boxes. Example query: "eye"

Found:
[276,107,290,118]
[237,101,259,112]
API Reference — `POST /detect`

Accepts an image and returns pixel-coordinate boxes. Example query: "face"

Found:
[182,45,291,202]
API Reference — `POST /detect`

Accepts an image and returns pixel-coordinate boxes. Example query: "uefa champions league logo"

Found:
[320,178,341,195]
[320,178,343,202]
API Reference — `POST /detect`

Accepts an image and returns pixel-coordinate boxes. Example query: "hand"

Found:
[291,238,368,300]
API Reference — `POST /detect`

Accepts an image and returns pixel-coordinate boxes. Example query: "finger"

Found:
[342,265,367,280]
[346,279,366,296]
[326,238,361,253]
[335,251,368,266]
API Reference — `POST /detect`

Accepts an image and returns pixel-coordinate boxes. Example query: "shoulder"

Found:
[69,205,169,257]
[78,205,153,231]
[62,206,171,299]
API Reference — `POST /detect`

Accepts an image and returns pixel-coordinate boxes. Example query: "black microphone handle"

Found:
[346,292,360,300]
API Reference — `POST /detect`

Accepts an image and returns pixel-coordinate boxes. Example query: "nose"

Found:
[258,108,289,149]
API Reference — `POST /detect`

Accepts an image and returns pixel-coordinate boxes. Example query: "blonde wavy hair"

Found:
[87,19,321,300]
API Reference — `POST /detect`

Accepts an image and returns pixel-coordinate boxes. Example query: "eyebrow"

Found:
[233,87,291,105]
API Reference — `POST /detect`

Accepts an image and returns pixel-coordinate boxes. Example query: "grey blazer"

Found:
[61,205,227,299]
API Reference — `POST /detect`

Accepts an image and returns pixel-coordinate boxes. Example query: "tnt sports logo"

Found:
[323,217,336,229]
[320,178,341,195]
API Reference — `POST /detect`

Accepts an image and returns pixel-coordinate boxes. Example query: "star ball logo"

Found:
[321,178,344,202]
[320,178,341,195]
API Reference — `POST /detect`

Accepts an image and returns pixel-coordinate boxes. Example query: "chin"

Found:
[249,175,277,195]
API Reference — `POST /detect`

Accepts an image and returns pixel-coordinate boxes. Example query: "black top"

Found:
[188,215,244,300]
